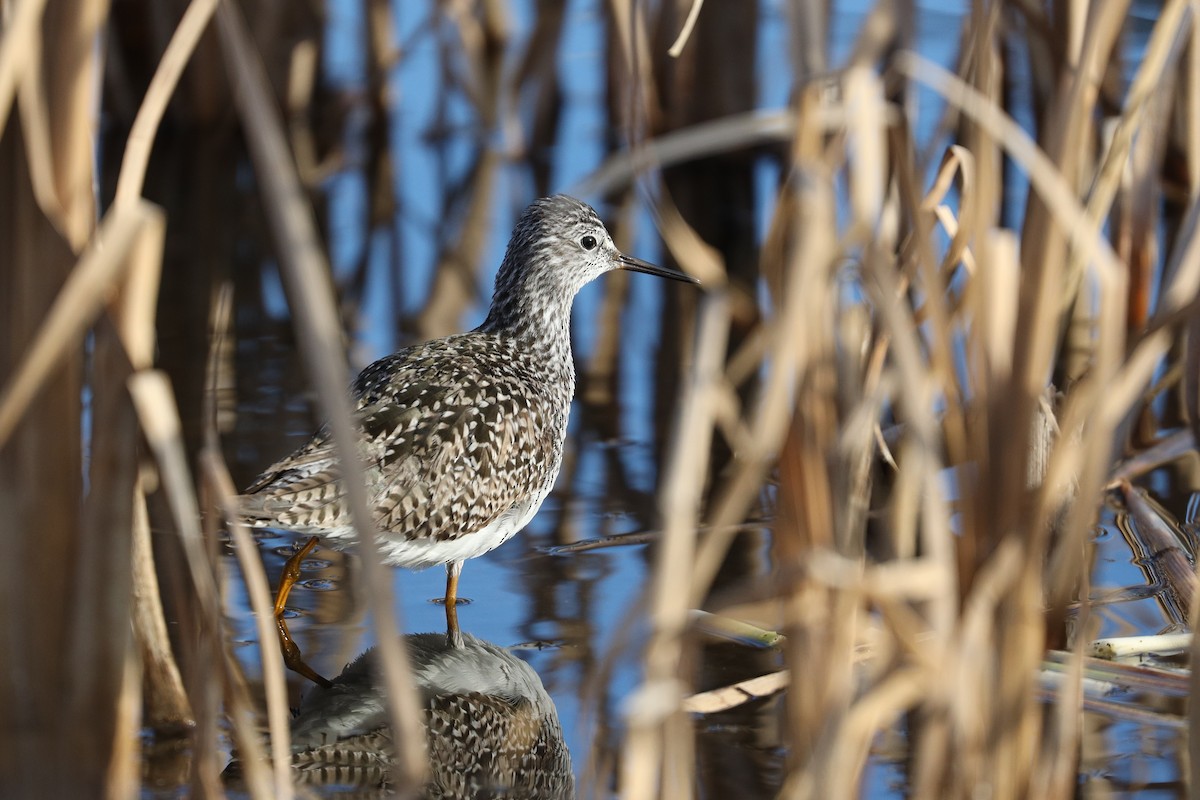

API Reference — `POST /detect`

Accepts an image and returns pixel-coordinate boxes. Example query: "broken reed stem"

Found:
[1117,483,1197,624]
[130,480,192,728]
[214,2,427,789]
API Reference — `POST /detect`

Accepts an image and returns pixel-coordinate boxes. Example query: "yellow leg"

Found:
[444,561,463,648]
[273,536,332,688]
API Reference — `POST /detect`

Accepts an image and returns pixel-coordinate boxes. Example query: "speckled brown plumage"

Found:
[240,195,697,577]
[241,334,569,566]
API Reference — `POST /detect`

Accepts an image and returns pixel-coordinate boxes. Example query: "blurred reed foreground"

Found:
[1,0,1198,798]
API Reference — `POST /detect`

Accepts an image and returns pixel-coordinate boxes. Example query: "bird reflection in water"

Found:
[227,632,573,799]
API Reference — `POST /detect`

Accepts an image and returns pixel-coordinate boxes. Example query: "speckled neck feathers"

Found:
[477,196,603,365]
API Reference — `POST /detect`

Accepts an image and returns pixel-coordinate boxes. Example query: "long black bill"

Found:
[618,253,701,285]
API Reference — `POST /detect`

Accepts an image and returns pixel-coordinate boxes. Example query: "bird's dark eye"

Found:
[580,235,598,251]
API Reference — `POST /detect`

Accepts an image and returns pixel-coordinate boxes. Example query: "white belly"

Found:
[316,483,552,571]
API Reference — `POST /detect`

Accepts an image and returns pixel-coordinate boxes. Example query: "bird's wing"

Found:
[237,429,344,525]
[241,339,559,542]
[361,363,555,542]
[237,348,430,524]
[242,434,336,494]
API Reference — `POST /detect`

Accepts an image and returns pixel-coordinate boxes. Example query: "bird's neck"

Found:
[478,290,576,400]
[478,267,576,350]
[481,305,574,372]
[476,247,584,396]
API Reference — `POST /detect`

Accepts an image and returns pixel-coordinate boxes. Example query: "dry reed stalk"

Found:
[1093,10,1184,382]
[128,371,226,792]
[666,0,704,57]
[787,0,828,80]
[217,647,275,800]
[574,108,795,199]
[682,669,789,714]
[0,0,48,137]
[285,40,327,185]
[890,51,1058,800]
[773,75,871,797]
[0,5,163,794]
[605,0,661,143]
[0,194,184,770]
[652,1,758,497]
[112,0,220,210]
[799,65,916,798]
[511,1,562,192]
[201,452,294,800]
[100,0,229,741]
[1,157,134,796]
[16,23,65,224]
[440,0,509,124]
[927,10,1186,797]
[897,67,1128,734]
[131,482,193,728]
[84,201,167,791]
[214,2,427,788]
[1109,429,1197,483]
[0,201,157,446]
[619,293,729,800]
[30,0,104,249]
[1017,0,1127,334]
[201,284,292,798]
[75,322,141,796]
[1185,19,1200,794]
[855,195,958,800]
[380,5,506,341]
[597,3,1192,798]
